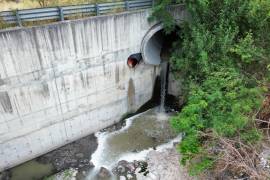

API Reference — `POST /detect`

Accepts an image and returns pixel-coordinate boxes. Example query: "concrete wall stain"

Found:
[115,65,120,84]
[41,82,50,98]
[80,72,86,88]
[0,91,13,113]
[0,78,5,86]
[127,78,135,111]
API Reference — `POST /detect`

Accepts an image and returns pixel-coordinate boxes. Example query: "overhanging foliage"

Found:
[152,0,270,177]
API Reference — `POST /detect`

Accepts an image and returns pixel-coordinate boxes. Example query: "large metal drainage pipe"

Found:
[141,24,164,65]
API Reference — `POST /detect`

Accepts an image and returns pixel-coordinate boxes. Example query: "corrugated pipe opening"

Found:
[141,24,179,65]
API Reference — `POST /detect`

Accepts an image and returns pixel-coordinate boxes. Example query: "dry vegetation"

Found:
[197,93,270,180]
[0,0,124,29]
[0,0,114,11]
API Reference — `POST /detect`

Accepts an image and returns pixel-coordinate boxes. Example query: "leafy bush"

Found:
[152,0,270,177]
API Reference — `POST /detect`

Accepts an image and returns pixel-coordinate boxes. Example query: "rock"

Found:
[132,149,138,153]
[98,167,111,178]
[113,160,139,176]
[118,165,126,174]
[47,168,78,180]
[133,160,140,168]
[71,163,77,167]
[260,150,270,167]
[36,134,97,172]
[89,161,95,167]
[113,160,129,176]
[127,173,134,179]
[69,159,78,164]
[0,171,10,180]
[126,163,136,173]
[173,142,179,147]
[137,148,195,180]
[119,176,126,180]
[118,160,129,166]
[75,153,84,158]
[137,161,148,173]
[112,164,126,175]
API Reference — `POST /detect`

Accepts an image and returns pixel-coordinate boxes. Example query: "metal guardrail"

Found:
[0,0,153,27]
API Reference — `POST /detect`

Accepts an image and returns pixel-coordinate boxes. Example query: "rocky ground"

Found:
[0,134,98,180]
[39,120,127,179]
[45,168,78,180]
[1,110,194,180]
[109,147,195,180]
[48,146,196,180]
[141,148,195,180]
[37,134,98,179]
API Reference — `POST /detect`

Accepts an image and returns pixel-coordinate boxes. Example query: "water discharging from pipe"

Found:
[159,61,169,112]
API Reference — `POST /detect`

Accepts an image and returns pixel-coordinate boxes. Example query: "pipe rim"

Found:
[141,23,164,65]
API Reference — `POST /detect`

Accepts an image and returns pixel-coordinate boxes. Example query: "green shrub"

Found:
[240,128,262,144]
[152,0,270,176]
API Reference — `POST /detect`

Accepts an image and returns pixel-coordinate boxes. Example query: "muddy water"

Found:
[3,133,97,180]
[3,109,177,180]
[8,160,54,180]
[87,108,178,179]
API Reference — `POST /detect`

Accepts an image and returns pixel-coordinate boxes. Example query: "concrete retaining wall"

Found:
[0,9,160,171]
[0,5,187,171]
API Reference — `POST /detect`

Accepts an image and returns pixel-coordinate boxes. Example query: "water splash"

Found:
[159,61,169,112]
[86,108,178,180]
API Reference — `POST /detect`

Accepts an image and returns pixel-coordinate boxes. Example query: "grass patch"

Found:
[0,0,121,11]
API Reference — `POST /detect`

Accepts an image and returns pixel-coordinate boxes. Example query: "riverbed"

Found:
[1,106,184,180]
[86,107,181,179]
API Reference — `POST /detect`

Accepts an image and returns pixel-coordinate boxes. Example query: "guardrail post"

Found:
[15,9,22,27]
[96,4,100,15]
[125,0,129,10]
[152,0,155,7]
[58,7,64,21]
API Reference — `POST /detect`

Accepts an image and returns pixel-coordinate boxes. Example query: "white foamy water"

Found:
[112,134,182,163]
[159,61,169,112]
[90,111,147,169]
[86,108,180,180]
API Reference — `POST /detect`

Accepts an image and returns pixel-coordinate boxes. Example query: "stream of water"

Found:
[5,107,178,180]
[86,108,179,180]
[159,61,169,112]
